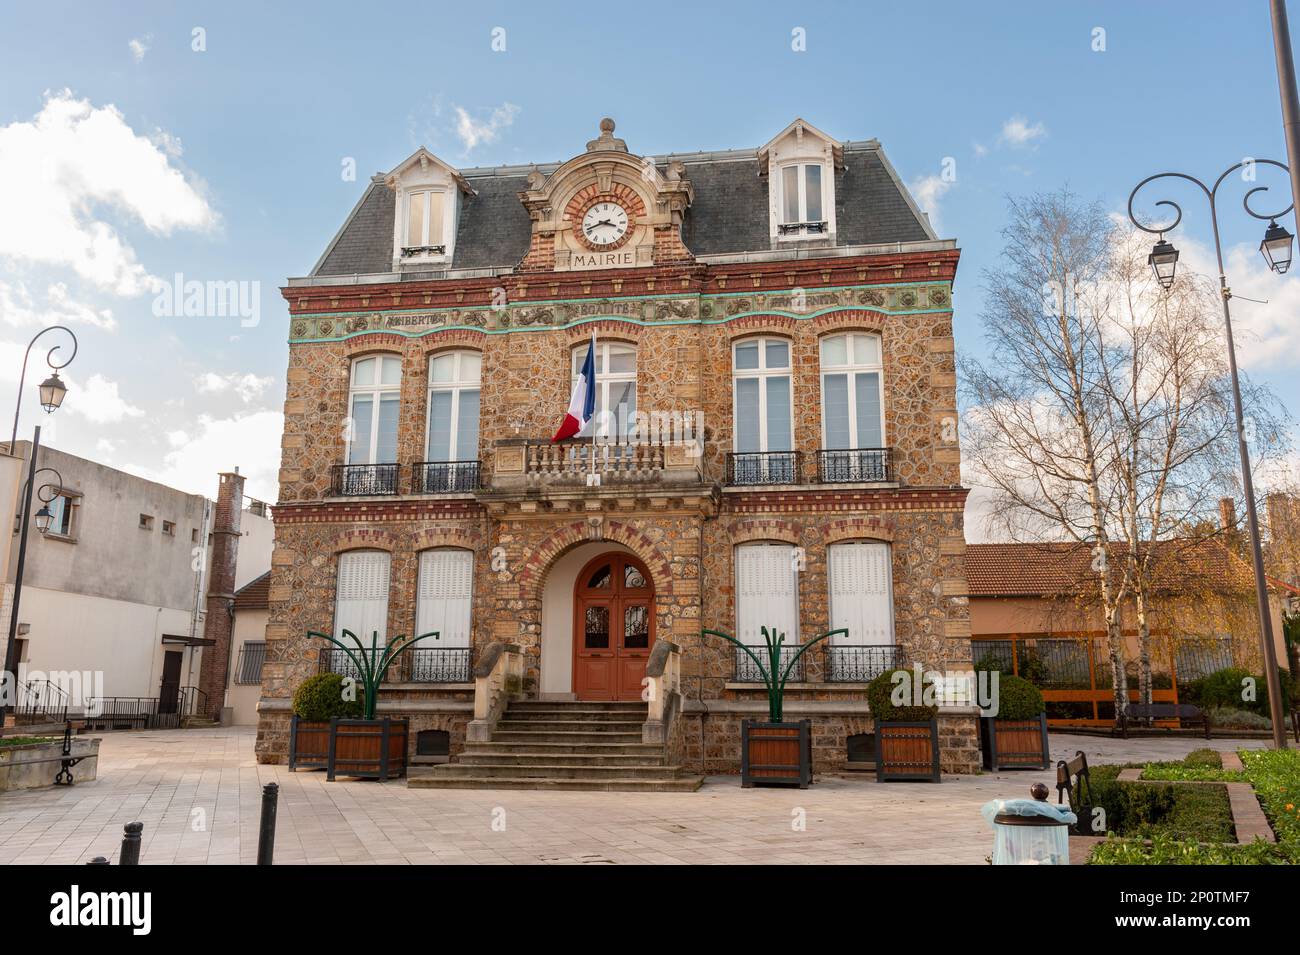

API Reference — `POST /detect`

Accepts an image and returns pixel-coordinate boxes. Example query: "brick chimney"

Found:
[198,471,244,721]
[1218,497,1236,534]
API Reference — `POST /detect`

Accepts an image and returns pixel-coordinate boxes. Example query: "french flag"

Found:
[553,335,596,442]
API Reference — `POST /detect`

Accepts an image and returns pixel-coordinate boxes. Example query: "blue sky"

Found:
[0,1,1297,505]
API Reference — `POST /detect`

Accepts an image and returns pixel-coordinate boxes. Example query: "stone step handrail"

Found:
[642,638,681,746]
[467,642,523,742]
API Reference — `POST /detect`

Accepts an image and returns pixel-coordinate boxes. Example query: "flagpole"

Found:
[589,331,598,481]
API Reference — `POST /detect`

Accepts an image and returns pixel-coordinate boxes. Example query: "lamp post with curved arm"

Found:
[2,324,77,727]
[1128,160,1292,749]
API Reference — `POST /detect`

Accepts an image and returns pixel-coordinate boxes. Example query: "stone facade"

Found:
[256,118,977,774]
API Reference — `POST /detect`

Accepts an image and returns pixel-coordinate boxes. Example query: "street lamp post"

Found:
[1128,161,1293,750]
[1,326,75,728]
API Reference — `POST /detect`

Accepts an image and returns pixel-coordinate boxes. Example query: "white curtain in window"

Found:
[735,543,799,646]
[416,549,473,648]
[828,542,894,645]
[336,550,391,648]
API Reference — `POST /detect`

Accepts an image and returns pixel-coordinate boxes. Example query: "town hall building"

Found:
[255,117,978,783]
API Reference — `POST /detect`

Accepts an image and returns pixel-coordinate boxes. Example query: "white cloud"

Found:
[910,174,953,232]
[128,36,150,63]
[0,90,217,295]
[126,410,283,502]
[194,371,274,403]
[0,280,117,331]
[65,373,144,424]
[95,438,116,456]
[453,102,520,153]
[973,142,988,158]
[999,115,1047,149]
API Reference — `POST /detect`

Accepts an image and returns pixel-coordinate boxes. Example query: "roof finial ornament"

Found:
[586,117,627,153]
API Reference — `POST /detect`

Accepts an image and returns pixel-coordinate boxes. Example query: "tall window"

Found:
[345,355,401,493]
[414,549,474,682]
[421,351,480,492]
[827,541,896,681]
[732,337,795,483]
[572,341,637,440]
[404,191,446,253]
[819,333,887,482]
[46,493,78,538]
[734,542,800,680]
[779,163,825,233]
[333,550,391,675]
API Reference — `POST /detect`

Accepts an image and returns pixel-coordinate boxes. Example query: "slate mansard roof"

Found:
[310,140,937,278]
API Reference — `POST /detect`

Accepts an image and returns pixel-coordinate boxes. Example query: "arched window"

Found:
[414,548,474,682]
[731,337,795,484]
[826,540,896,681]
[733,542,800,680]
[421,350,480,492]
[331,549,391,676]
[819,333,887,482]
[571,341,637,440]
[344,355,401,493]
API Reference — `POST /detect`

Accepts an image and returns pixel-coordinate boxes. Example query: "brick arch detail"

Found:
[730,519,803,547]
[721,315,798,338]
[823,517,895,545]
[331,529,398,553]
[517,521,674,599]
[342,334,408,358]
[564,320,644,347]
[811,308,889,332]
[412,527,480,552]
[420,329,488,356]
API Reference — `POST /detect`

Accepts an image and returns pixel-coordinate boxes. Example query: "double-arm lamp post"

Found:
[1128,161,1291,750]
[0,326,75,728]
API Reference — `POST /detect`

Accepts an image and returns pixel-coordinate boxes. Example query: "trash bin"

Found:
[981,783,1077,865]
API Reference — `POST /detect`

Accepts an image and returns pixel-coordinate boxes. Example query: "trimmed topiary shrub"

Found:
[993,674,1044,720]
[868,668,939,722]
[292,672,363,722]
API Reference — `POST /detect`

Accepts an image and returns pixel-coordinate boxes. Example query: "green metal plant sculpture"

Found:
[307,628,439,720]
[701,626,846,722]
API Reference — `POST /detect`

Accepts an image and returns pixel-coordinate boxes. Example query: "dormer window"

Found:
[759,118,842,244]
[386,148,471,268]
[403,190,447,257]
[778,163,825,236]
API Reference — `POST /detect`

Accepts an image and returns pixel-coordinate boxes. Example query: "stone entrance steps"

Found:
[408,699,703,793]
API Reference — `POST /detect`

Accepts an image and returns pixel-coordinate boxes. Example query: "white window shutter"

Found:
[735,543,799,647]
[336,550,391,647]
[828,542,894,645]
[416,549,473,648]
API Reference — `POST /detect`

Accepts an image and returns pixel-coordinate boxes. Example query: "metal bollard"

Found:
[119,821,143,866]
[257,782,278,865]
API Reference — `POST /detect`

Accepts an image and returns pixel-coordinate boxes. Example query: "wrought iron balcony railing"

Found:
[725,450,801,486]
[777,221,828,236]
[733,644,806,683]
[412,460,480,494]
[330,463,400,496]
[409,647,473,683]
[817,448,893,484]
[825,644,906,683]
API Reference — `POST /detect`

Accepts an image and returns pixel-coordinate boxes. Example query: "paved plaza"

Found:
[0,727,1269,865]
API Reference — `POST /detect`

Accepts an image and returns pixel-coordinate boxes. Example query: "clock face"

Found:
[581,201,630,246]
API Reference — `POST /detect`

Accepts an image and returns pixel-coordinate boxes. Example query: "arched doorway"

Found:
[572,552,654,701]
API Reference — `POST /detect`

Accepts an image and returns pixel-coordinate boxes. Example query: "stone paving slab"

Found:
[0,727,1270,865]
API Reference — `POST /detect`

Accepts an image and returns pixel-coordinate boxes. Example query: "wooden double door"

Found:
[573,553,654,701]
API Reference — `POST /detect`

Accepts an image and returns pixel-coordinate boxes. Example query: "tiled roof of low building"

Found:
[233,571,270,612]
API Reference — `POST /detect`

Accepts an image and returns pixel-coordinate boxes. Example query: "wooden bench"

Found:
[1055,750,1095,837]
[1118,702,1210,739]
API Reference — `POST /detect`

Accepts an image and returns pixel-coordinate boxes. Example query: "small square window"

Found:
[191,528,199,544]
[139,514,154,531]
[45,494,79,539]
[162,520,176,536]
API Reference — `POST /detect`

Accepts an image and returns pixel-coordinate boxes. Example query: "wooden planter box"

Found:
[326,718,408,781]
[288,717,331,771]
[981,713,1050,771]
[741,719,812,788]
[876,719,941,782]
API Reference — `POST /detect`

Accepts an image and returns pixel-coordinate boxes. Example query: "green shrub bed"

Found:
[1140,748,1246,783]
